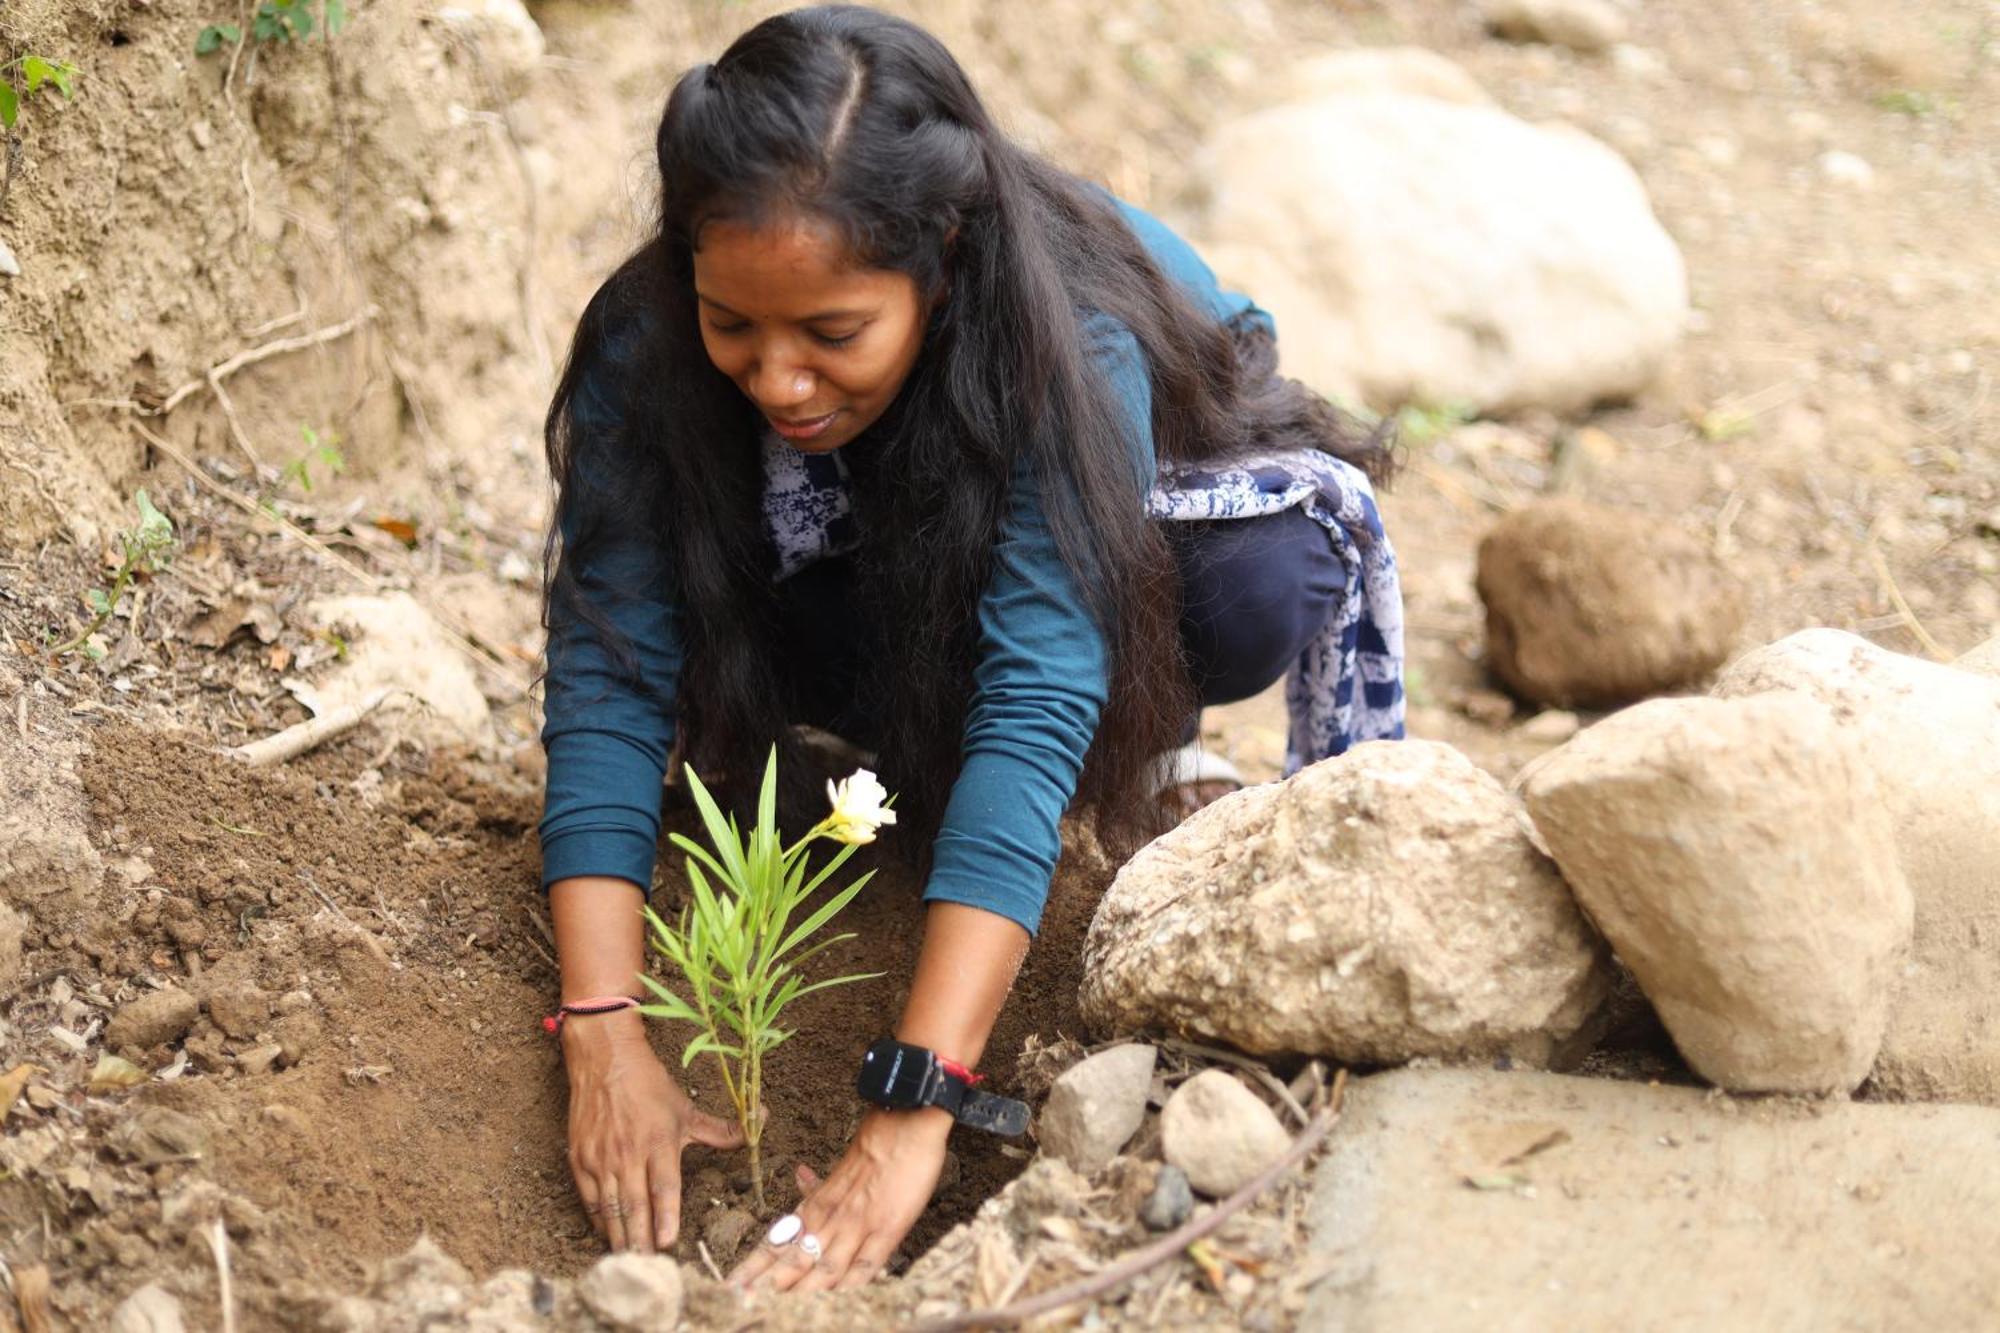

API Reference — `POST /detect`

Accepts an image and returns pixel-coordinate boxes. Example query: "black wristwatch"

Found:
[856,1037,1031,1137]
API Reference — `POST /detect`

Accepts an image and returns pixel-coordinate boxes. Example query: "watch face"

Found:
[859,1038,936,1108]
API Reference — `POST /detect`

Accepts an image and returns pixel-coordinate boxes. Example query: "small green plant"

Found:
[198,0,350,55]
[279,425,346,494]
[0,55,80,130]
[640,750,892,1211]
[1394,400,1477,446]
[1873,89,1951,118]
[54,490,176,660]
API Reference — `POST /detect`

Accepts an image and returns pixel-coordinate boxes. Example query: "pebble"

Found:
[579,1253,683,1331]
[1817,150,1876,190]
[1161,1070,1292,1198]
[0,238,18,278]
[1139,1164,1194,1231]
[236,1043,284,1077]
[1039,1044,1157,1174]
[109,1283,186,1333]
[702,1207,757,1260]
[206,985,272,1040]
[1517,709,1582,744]
[105,988,200,1051]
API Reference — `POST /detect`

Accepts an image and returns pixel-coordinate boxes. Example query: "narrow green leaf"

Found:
[0,85,18,130]
[775,871,874,962]
[795,837,862,904]
[787,970,885,1002]
[756,746,778,855]
[668,833,738,897]
[681,764,751,889]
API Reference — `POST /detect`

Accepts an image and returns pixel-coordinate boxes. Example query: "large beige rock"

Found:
[1522,694,1912,1093]
[1082,740,1610,1066]
[304,593,494,749]
[1304,1068,2000,1332]
[1714,630,2000,1102]
[1956,631,2000,677]
[1194,88,1685,415]
[1280,47,1492,106]
[1477,499,1745,707]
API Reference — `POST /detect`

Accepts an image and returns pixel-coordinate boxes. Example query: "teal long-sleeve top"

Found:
[540,200,1271,935]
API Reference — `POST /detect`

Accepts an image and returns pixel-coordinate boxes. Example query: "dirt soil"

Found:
[1,0,1996,1328]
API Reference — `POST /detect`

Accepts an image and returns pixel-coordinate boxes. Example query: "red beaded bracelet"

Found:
[541,996,642,1035]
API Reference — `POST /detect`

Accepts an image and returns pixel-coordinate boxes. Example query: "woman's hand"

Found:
[564,1010,746,1253]
[729,1107,951,1292]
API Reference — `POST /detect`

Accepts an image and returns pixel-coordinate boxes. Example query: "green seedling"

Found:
[198,0,350,55]
[54,490,176,660]
[1394,400,1477,447]
[0,55,80,130]
[640,749,892,1210]
[279,425,346,494]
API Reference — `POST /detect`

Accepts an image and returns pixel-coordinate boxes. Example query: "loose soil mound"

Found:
[3,727,1105,1323]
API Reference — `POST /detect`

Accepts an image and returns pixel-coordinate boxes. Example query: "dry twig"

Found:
[207,1218,239,1333]
[232,687,396,767]
[905,1071,1349,1332]
[1158,1037,1311,1128]
[1864,534,1949,662]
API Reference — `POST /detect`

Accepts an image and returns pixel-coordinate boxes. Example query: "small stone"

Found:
[1516,709,1581,744]
[1818,150,1876,190]
[0,902,23,992]
[275,989,315,1016]
[702,1207,757,1261]
[1139,1164,1194,1231]
[189,120,212,150]
[110,1283,186,1333]
[236,1043,283,1077]
[106,988,200,1051]
[1161,1070,1291,1198]
[110,1106,211,1166]
[1039,1044,1157,1174]
[1482,0,1627,53]
[272,1013,323,1067]
[262,1104,311,1136]
[579,1253,684,1331]
[206,985,271,1040]
[0,238,18,278]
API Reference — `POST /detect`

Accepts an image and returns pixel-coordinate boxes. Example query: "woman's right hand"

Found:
[563,1009,746,1253]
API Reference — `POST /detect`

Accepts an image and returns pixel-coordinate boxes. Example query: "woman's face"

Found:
[692,213,929,453]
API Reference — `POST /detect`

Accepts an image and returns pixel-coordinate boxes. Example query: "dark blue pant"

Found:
[779,505,1344,745]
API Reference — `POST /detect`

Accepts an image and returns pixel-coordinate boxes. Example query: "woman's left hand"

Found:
[730,1106,952,1292]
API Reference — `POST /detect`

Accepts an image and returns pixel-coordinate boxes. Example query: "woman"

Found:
[539,4,1403,1293]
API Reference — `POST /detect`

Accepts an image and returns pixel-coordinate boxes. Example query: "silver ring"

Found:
[798,1233,824,1262]
[766,1213,803,1247]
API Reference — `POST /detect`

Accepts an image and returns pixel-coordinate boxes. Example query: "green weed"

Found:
[0,55,80,130]
[53,491,176,660]
[198,0,351,55]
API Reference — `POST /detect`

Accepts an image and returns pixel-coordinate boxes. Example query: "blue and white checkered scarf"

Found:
[762,438,1406,771]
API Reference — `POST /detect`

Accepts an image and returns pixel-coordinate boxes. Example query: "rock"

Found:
[1139,1164,1194,1232]
[1956,632,2000,678]
[1482,0,1627,53]
[0,901,22,992]
[109,1107,211,1167]
[276,988,317,1016]
[1039,1044,1157,1174]
[306,593,494,748]
[1522,694,1911,1093]
[206,984,271,1040]
[236,1043,284,1077]
[1817,149,1876,190]
[1161,1070,1291,1198]
[1713,631,2000,1102]
[1514,709,1580,744]
[371,1235,472,1324]
[1281,47,1490,106]
[702,1207,758,1262]
[1477,499,1744,708]
[272,1012,323,1066]
[579,1253,684,1331]
[109,1283,186,1333]
[1195,83,1685,415]
[1303,1068,2000,1332]
[0,238,18,278]
[432,0,544,96]
[105,988,200,1051]
[1082,741,1609,1067]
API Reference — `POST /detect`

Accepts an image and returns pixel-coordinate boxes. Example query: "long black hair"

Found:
[544,5,1390,859]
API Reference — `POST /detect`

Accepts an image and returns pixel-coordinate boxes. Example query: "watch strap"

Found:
[955,1087,1031,1137]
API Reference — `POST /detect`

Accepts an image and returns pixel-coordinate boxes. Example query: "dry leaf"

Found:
[371,517,420,546]
[267,643,293,672]
[89,1053,149,1093]
[0,1062,46,1120]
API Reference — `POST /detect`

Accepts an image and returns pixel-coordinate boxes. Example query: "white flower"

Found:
[825,768,896,845]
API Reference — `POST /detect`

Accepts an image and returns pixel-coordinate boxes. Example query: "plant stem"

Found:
[50,561,131,657]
